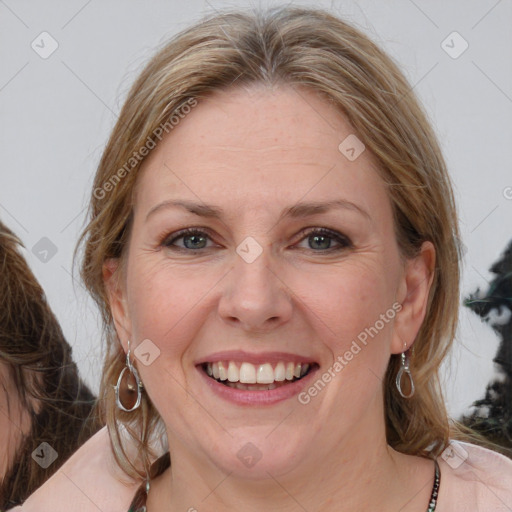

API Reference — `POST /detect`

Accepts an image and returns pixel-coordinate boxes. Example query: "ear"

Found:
[391,241,435,354]
[103,258,132,349]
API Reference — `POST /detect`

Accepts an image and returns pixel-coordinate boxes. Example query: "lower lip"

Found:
[197,365,319,405]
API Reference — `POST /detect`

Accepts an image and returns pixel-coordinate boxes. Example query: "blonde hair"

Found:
[78,6,470,480]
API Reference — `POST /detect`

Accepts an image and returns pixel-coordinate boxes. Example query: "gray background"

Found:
[1,0,511,419]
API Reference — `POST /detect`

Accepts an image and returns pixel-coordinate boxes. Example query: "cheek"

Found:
[124,267,206,414]
[125,261,207,358]
[125,256,233,383]
[290,263,397,425]
[297,261,399,402]
[301,261,395,341]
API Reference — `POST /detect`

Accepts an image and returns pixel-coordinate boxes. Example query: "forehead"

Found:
[134,85,390,221]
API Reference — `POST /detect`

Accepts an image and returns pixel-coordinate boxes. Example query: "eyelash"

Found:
[160,227,352,253]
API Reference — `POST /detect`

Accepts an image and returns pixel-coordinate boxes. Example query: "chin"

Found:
[203,430,310,480]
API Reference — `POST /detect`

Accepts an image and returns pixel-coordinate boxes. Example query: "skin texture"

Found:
[105,84,437,511]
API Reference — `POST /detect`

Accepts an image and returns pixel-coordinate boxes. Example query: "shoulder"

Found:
[437,440,512,512]
[7,426,141,512]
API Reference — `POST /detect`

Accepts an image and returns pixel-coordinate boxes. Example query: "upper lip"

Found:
[195,350,318,366]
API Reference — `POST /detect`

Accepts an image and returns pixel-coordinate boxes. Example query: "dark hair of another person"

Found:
[0,220,102,509]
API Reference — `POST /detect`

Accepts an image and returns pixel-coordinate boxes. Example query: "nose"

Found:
[217,246,293,333]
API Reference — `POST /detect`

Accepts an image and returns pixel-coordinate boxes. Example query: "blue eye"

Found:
[297,228,352,251]
[161,227,351,253]
[163,229,212,250]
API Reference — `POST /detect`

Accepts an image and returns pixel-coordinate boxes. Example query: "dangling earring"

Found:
[395,345,415,399]
[115,340,143,412]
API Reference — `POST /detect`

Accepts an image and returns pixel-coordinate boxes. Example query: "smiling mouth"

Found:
[200,361,317,391]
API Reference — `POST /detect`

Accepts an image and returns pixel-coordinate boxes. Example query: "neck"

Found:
[148,396,435,511]
[164,438,399,511]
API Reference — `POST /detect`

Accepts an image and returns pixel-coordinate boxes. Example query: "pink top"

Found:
[8,431,512,511]
[436,441,512,511]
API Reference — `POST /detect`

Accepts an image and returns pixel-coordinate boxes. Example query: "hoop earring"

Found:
[114,340,143,412]
[395,349,415,399]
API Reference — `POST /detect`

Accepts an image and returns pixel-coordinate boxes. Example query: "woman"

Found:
[48,5,512,511]
[0,221,100,508]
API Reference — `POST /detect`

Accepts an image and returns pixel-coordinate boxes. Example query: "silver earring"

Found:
[396,349,415,399]
[114,340,143,412]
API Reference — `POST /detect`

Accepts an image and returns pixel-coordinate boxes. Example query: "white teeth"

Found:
[227,361,239,382]
[257,363,274,384]
[274,362,286,381]
[218,362,228,381]
[239,362,256,384]
[206,360,312,385]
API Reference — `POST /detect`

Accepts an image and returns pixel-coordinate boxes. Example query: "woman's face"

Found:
[106,84,433,479]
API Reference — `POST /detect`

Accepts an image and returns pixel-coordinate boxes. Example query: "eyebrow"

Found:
[145,199,371,223]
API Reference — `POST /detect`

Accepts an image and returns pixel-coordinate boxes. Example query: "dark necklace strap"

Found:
[127,452,171,512]
[426,459,441,512]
